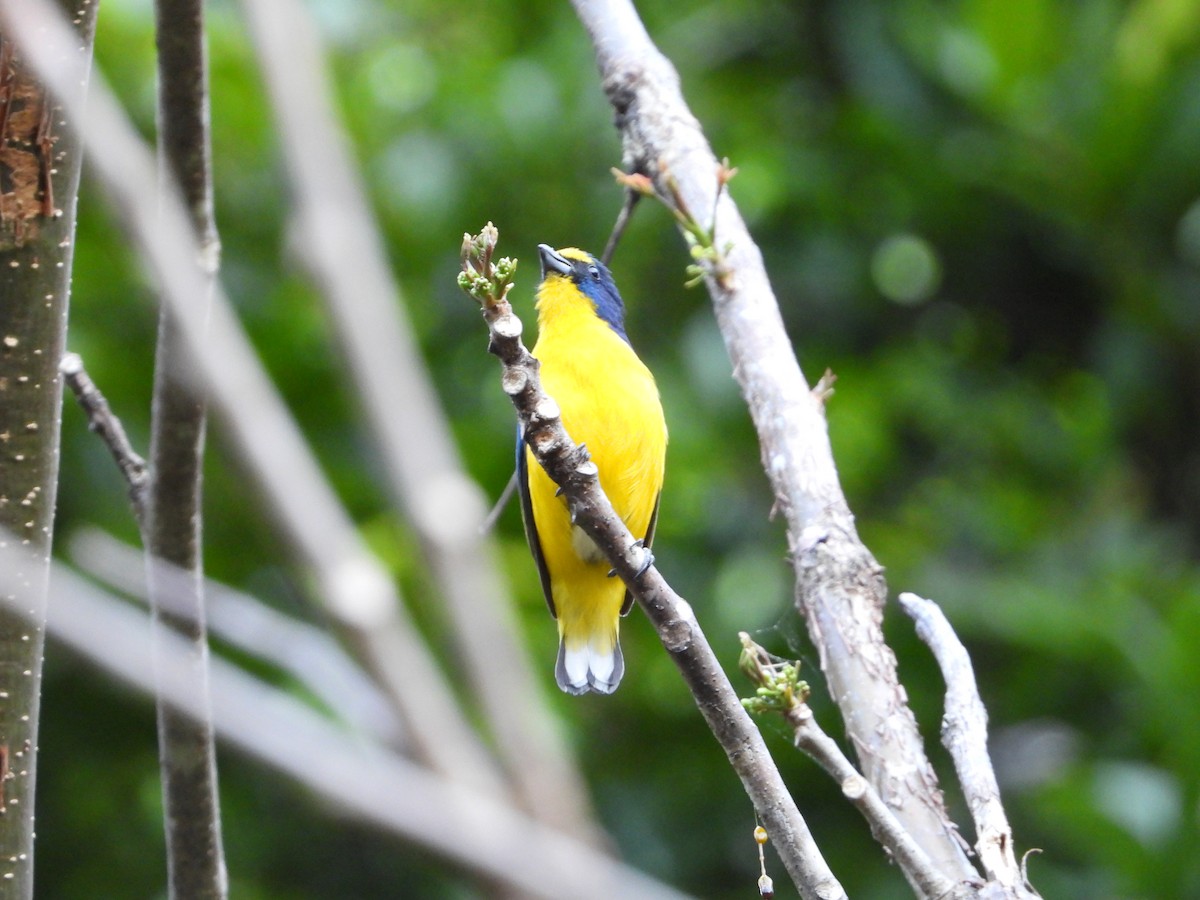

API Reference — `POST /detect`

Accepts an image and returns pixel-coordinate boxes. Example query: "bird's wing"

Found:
[621,490,660,617]
[517,426,556,618]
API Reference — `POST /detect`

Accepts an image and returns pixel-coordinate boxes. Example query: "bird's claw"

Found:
[607,541,654,579]
[635,545,655,578]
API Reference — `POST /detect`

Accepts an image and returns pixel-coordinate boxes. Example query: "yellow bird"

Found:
[518,244,667,695]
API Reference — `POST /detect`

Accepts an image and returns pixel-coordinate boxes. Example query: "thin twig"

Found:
[601,187,640,265]
[479,471,519,535]
[238,0,597,839]
[461,229,846,900]
[899,593,1042,899]
[569,0,977,884]
[59,352,148,514]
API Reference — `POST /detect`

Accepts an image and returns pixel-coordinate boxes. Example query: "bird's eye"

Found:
[588,265,600,279]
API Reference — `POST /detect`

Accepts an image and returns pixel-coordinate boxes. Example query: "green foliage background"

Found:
[40,0,1200,896]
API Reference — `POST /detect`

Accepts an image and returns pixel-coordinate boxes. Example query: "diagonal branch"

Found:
[461,230,846,900]
[739,634,971,900]
[69,529,406,748]
[569,0,977,885]
[0,541,691,900]
[237,0,596,839]
[59,352,148,513]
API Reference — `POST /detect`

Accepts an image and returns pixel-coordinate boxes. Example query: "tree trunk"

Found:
[0,7,97,894]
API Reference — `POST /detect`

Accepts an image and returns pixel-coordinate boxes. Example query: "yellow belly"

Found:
[526,313,666,693]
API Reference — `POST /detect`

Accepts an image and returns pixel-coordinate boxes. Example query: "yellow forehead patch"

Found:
[557,247,593,264]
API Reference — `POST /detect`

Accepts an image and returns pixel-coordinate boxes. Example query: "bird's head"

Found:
[537,244,629,342]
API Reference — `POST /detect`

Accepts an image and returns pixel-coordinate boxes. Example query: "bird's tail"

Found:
[555,631,624,695]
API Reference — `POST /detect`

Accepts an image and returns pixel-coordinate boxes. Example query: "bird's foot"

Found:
[608,541,654,578]
[634,541,655,578]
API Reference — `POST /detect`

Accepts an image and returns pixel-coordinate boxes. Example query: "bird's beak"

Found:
[538,244,572,278]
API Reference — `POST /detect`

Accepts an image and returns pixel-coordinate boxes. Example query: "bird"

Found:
[517,244,667,695]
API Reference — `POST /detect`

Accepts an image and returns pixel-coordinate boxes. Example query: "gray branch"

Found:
[148,0,227,892]
[0,543,690,900]
[59,352,148,514]
[900,593,1042,899]
[569,0,977,885]
[8,0,511,803]
[69,529,405,748]
[467,247,846,900]
[237,0,597,840]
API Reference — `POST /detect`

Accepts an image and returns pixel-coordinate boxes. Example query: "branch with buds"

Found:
[459,224,847,900]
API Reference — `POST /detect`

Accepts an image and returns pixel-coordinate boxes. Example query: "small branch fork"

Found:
[612,164,736,288]
[459,225,846,900]
[739,634,971,900]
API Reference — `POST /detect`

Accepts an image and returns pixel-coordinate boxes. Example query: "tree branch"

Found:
[69,528,406,748]
[461,229,846,900]
[0,543,690,900]
[568,0,976,884]
[899,593,1041,898]
[237,0,596,839]
[739,634,971,900]
[59,352,148,514]
[147,0,226,890]
[8,0,510,802]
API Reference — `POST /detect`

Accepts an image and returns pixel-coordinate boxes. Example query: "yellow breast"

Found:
[524,274,667,693]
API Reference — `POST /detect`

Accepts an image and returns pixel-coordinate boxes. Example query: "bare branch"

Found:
[601,187,641,265]
[739,635,972,900]
[147,0,227,889]
[462,230,846,900]
[236,0,595,838]
[69,529,406,748]
[899,593,1042,899]
[0,548,690,900]
[569,0,976,883]
[7,0,509,801]
[59,352,148,514]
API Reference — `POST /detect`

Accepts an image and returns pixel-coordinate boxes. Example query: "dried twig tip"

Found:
[717,157,739,187]
[812,368,837,404]
[612,168,656,197]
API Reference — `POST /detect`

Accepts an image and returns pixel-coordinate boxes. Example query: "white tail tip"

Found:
[556,638,624,695]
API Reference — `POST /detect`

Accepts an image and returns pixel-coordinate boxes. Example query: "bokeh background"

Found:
[40,0,1200,896]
